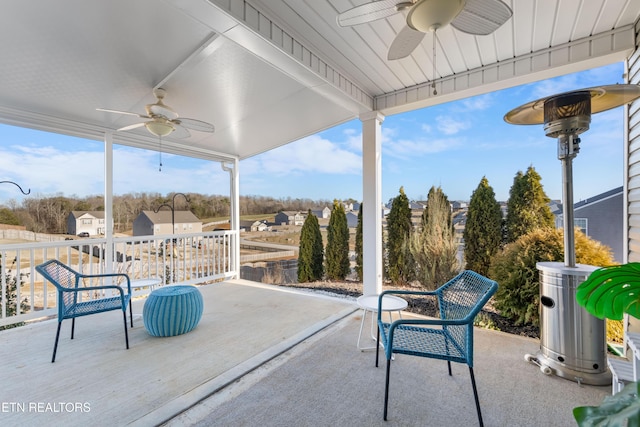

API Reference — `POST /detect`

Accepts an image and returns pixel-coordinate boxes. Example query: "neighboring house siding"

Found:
[346,212,358,228]
[628,25,640,263]
[626,27,640,333]
[576,190,623,263]
[67,211,108,236]
[132,211,202,237]
[274,211,305,226]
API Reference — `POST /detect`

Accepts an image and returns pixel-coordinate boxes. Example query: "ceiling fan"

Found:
[337,0,512,60]
[97,88,215,138]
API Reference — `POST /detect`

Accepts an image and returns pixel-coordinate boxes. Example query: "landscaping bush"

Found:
[489,227,614,327]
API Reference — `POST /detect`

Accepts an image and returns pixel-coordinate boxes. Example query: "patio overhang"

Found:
[1,1,639,293]
[0,1,636,161]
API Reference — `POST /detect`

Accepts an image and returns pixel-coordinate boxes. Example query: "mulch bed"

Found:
[277,280,540,339]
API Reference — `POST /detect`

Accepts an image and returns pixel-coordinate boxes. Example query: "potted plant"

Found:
[575,263,640,425]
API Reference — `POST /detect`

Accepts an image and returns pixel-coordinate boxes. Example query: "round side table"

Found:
[143,285,203,337]
[356,294,407,351]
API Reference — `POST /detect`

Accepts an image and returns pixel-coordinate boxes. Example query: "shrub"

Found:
[386,187,413,285]
[297,210,324,282]
[410,186,459,290]
[325,200,350,281]
[0,255,29,330]
[489,227,614,327]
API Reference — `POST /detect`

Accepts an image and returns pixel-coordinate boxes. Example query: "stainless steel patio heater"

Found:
[504,84,640,385]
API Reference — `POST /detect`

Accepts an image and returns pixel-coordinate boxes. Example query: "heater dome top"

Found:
[504,84,640,126]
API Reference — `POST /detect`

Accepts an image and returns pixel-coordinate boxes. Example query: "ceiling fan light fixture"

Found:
[407,0,466,33]
[145,120,175,137]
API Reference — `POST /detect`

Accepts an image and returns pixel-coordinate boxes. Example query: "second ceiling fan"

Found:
[337,0,513,60]
[97,88,215,139]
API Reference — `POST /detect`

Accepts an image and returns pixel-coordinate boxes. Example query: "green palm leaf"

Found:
[576,263,640,320]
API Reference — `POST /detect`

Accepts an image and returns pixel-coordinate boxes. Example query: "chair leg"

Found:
[447,360,452,376]
[51,321,62,363]
[128,300,133,328]
[384,358,391,421]
[469,366,484,427]
[71,317,75,340]
[122,311,130,350]
[375,326,380,367]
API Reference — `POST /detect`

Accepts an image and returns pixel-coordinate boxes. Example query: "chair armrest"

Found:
[78,272,132,293]
[59,284,130,304]
[377,289,438,322]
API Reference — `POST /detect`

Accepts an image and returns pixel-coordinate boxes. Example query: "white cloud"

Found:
[436,115,471,135]
[241,134,361,177]
[456,94,494,112]
[383,136,464,160]
[0,144,230,201]
[531,75,580,99]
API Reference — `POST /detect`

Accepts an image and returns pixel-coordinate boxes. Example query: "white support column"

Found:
[360,111,384,296]
[104,132,114,274]
[222,159,240,278]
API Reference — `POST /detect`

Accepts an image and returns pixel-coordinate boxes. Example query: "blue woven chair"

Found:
[376,270,498,426]
[36,259,133,363]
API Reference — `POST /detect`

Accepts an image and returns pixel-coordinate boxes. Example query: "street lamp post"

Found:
[153,193,190,284]
[153,192,190,235]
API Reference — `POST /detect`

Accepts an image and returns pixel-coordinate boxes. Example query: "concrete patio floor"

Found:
[0,280,609,426]
[167,310,610,427]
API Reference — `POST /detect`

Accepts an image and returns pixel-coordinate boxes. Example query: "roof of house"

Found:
[70,211,105,219]
[277,211,303,216]
[552,186,623,214]
[139,210,201,225]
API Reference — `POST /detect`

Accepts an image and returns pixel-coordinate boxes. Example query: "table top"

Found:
[357,294,408,311]
[131,278,161,287]
[150,285,198,297]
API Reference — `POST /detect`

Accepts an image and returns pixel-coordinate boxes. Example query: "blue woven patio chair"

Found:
[376,270,498,426]
[36,259,133,363]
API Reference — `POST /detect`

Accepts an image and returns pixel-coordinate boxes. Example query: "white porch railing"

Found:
[0,230,238,327]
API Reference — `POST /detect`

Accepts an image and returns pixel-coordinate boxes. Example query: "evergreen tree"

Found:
[505,166,554,243]
[386,187,413,284]
[0,208,20,225]
[297,210,324,282]
[410,186,459,289]
[464,177,503,276]
[355,203,363,281]
[325,200,350,280]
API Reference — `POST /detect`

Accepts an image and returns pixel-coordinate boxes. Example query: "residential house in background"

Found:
[240,220,270,232]
[311,206,331,219]
[133,210,202,237]
[452,201,468,210]
[274,211,305,226]
[553,186,623,263]
[67,211,108,236]
[346,211,358,228]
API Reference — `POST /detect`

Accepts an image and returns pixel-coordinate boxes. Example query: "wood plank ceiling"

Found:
[0,0,637,160]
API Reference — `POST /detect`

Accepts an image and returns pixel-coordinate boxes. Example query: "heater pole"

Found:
[558,133,578,268]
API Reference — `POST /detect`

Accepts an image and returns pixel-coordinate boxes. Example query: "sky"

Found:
[0,62,627,206]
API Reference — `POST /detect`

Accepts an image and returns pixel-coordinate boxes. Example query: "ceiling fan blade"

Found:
[97,108,148,119]
[337,0,401,27]
[117,122,146,132]
[451,0,512,35]
[388,25,425,60]
[147,104,179,120]
[174,118,215,133]
[172,124,191,139]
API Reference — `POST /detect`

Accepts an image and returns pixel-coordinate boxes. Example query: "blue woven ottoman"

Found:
[143,285,203,337]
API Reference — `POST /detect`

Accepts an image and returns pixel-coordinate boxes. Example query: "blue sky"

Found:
[0,62,626,205]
